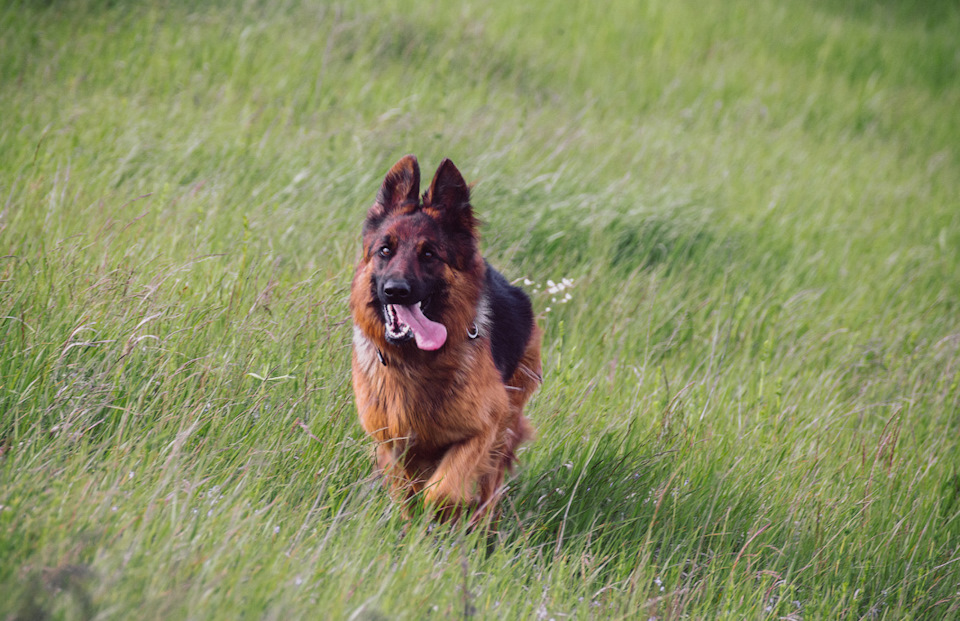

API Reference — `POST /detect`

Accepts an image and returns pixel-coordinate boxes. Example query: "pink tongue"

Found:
[393,304,447,351]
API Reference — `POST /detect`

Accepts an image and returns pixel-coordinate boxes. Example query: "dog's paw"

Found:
[424,483,479,521]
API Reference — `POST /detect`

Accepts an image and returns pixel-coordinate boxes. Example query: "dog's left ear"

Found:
[425,158,468,208]
[424,158,477,231]
[423,158,479,269]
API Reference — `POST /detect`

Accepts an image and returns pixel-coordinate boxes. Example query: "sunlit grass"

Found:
[2,0,959,618]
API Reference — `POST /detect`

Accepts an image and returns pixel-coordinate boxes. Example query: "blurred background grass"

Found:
[1,0,959,618]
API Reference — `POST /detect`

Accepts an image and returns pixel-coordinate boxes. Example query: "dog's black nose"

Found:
[382,279,411,302]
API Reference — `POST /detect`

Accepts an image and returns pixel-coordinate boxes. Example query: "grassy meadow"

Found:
[2,0,959,618]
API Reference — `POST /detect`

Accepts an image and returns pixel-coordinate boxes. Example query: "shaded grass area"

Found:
[2,0,959,618]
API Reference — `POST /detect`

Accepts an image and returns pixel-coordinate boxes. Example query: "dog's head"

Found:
[355,155,481,351]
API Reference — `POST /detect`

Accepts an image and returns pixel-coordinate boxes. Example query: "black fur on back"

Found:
[484,262,535,383]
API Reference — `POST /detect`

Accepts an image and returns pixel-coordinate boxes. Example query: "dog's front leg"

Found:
[423,429,496,515]
[375,442,417,503]
[376,443,402,486]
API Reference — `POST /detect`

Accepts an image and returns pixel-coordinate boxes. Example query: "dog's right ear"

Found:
[365,155,420,233]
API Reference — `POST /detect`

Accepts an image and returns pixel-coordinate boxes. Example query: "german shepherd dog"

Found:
[350,155,542,522]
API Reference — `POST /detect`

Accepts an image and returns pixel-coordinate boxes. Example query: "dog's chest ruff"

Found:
[351,327,496,443]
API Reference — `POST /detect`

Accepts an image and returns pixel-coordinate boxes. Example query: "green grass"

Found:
[2,0,959,618]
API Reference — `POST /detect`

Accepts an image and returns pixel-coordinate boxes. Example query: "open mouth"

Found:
[382,299,447,351]
[384,303,416,343]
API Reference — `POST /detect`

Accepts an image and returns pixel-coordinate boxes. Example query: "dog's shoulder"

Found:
[482,261,535,382]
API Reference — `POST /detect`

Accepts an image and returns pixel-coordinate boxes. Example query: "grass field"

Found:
[2,0,959,618]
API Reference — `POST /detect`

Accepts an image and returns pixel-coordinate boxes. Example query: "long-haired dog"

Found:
[350,155,541,522]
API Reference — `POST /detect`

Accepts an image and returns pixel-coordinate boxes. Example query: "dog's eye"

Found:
[378,246,391,258]
[421,249,434,260]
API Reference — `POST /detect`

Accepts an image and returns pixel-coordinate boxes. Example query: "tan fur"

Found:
[351,260,540,521]
[349,156,541,523]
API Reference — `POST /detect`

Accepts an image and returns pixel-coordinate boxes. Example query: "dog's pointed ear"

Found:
[423,158,479,269]
[377,154,420,211]
[424,158,470,214]
[365,155,420,233]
